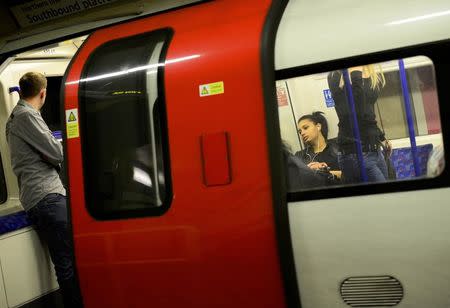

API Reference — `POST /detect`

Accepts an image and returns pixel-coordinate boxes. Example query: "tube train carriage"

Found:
[0,0,449,307]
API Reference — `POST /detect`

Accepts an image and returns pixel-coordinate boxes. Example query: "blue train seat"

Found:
[390,144,433,179]
[0,211,31,236]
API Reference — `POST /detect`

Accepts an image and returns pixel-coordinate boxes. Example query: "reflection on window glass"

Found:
[79,30,171,219]
[278,56,445,192]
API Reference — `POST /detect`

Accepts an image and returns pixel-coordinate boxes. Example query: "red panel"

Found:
[201,132,231,186]
[64,1,285,308]
[421,86,441,134]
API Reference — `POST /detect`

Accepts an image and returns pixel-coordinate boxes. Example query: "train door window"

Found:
[278,56,445,192]
[79,30,171,219]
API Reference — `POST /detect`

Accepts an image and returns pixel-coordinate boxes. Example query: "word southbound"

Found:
[10,0,118,27]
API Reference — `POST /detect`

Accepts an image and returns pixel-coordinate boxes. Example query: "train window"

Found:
[278,56,445,192]
[79,30,171,219]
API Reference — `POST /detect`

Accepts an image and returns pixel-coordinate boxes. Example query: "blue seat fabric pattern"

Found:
[0,211,31,236]
[390,144,433,179]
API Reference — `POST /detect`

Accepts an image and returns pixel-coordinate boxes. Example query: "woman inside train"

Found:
[282,140,332,191]
[327,65,391,184]
[295,111,341,183]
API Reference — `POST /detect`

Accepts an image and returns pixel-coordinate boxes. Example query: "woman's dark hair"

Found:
[297,111,329,140]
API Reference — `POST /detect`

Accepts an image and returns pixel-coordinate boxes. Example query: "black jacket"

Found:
[327,70,385,150]
[295,141,340,172]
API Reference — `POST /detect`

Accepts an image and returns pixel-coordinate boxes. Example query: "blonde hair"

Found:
[362,64,386,90]
[338,64,386,90]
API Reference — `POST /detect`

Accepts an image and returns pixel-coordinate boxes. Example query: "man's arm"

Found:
[15,111,63,166]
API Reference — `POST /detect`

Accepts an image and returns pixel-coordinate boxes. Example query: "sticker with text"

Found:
[66,108,79,139]
[199,81,224,97]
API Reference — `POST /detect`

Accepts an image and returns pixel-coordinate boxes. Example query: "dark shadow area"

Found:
[21,289,64,308]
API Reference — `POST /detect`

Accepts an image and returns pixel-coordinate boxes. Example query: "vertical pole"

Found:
[342,69,368,182]
[285,81,303,151]
[398,59,421,176]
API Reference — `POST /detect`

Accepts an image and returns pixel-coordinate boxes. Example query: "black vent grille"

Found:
[340,275,403,307]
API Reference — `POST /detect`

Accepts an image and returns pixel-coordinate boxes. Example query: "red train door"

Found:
[63,1,291,307]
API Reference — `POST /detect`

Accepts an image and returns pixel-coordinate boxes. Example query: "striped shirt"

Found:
[5,99,65,211]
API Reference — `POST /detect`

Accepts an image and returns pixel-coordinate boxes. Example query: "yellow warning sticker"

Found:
[66,108,79,139]
[199,81,224,97]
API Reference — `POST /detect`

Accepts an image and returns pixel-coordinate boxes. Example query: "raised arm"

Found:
[327,70,342,94]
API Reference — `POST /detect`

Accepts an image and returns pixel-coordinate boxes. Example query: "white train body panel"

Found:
[0,228,58,308]
[275,0,450,68]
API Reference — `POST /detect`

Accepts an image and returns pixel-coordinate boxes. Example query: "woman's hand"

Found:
[307,162,328,170]
[330,170,342,179]
[382,139,392,157]
[348,66,363,73]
